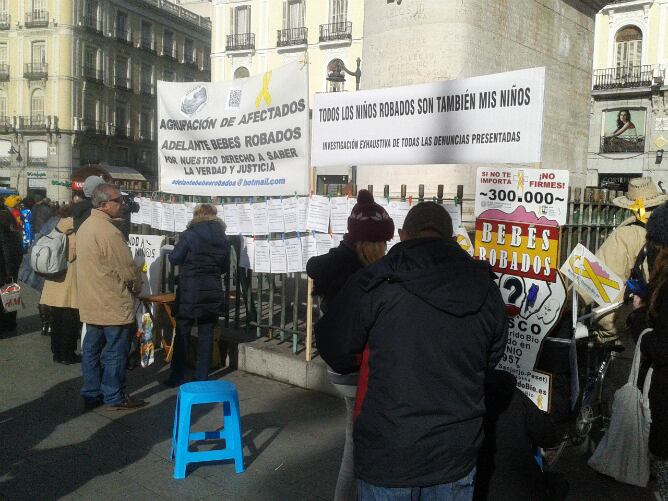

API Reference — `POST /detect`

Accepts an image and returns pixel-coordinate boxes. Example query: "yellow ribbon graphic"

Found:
[569,255,620,303]
[456,234,471,252]
[629,198,648,224]
[516,171,525,191]
[255,71,272,109]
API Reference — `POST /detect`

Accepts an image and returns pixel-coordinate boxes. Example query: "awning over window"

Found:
[100,164,147,182]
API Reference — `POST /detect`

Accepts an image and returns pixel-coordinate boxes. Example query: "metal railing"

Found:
[226,33,255,51]
[0,12,9,30]
[18,115,46,129]
[319,21,352,42]
[25,10,49,28]
[277,27,308,47]
[81,118,106,134]
[24,63,48,79]
[84,65,104,84]
[0,116,11,129]
[0,64,8,81]
[114,74,131,91]
[115,27,133,45]
[593,65,653,90]
[600,135,645,153]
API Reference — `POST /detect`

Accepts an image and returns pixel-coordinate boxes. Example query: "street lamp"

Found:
[326,57,361,91]
[8,144,22,163]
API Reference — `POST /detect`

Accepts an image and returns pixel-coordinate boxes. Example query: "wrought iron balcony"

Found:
[162,44,178,60]
[81,118,106,134]
[115,27,133,45]
[83,14,101,33]
[0,64,8,81]
[25,10,49,28]
[24,63,48,80]
[226,33,255,51]
[84,65,104,84]
[277,27,308,47]
[0,116,12,130]
[0,12,10,30]
[114,124,131,139]
[18,115,47,130]
[593,65,653,90]
[140,35,155,53]
[114,74,131,91]
[600,135,646,154]
[319,21,352,43]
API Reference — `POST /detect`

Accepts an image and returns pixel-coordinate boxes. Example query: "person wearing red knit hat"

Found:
[307,189,394,501]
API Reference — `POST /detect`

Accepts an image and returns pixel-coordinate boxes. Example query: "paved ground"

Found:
[0,287,659,500]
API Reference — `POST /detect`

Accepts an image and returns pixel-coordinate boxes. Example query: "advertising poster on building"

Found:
[474,167,569,225]
[311,67,545,166]
[600,108,646,154]
[157,61,310,196]
[496,273,567,412]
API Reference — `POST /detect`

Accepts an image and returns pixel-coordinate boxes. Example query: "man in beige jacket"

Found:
[77,183,145,410]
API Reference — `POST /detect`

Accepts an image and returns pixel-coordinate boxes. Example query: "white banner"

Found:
[158,62,309,196]
[475,167,569,225]
[312,67,545,167]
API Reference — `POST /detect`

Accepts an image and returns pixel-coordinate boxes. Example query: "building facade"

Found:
[587,0,668,192]
[0,0,210,200]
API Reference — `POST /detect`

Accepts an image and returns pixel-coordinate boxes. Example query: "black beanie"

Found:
[647,202,668,246]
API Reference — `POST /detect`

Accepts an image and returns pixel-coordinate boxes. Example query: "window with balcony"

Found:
[0,43,7,81]
[321,0,350,42]
[115,56,129,89]
[31,89,45,128]
[140,63,153,95]
[594,26,649,90]
[83,96,103,133]
[163,30,175,59]
[141,21,154,52]
[140,110,152,140]
[115,104,128,138]
[25,41,47,79]
[26,0,48,27]
[227,6,254,51]
[279,0,306,46]
[0,92,7,123]
[184,38,195,64]
[84,47,102,83]
[115,11,131,43]
[0,0,9,30]
[84,0,100,32]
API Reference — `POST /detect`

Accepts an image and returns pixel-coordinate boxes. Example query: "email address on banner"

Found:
[171,178,286,187]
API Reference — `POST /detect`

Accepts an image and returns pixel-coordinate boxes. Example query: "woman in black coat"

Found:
[165,204,229,386]
[0,201,23,333]
[630,202,668,501]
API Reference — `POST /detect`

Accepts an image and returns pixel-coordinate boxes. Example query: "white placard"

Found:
[330,196,350,234]
[312,67,546,166]
[300,234,317,270]
[282,197,299,233]
[224,203,241,235]
[560,243,624,306]
[297,196,309,232]
[216,205,225,221]
[140,198,152,225]
[238,203,254,235]
[474,167,569,225]
[269,239,287,274]
[285,237,303,272]
[251,201,269,235]
[267,198,285,233]
[128,234,165,297]
[254,239,271,273]
[162,203,175,232]
[239,236,254,269]
[151,201,163,230]
[389,200,410,234]
[306,195,331,233]
[185,203,195,225]
[173,204,187,233]
[315,233,333,256]
[158,61,310,196]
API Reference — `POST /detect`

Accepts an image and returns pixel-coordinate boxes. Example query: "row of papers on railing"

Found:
[132,195,461,273]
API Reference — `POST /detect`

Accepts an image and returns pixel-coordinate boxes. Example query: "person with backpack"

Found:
[593,177,668,342]
[38,204,80,364]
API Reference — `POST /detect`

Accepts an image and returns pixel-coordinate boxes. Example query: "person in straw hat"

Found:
[592,177,668,342]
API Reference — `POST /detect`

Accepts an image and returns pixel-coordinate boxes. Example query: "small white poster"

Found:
[298,196,309,232]
[131,198,142,224]
[285,237,303,273]
[267,198,286,234]
[300,234,317,270]
[306,195,331,233]
[389,200,411,234]
[224,203,241,235]
[239,203,254,235]
[283,197,299,233]
[239,236,254,269]
[443,204,461,233]
[140,198,152,225]
[151,201,163,230]
[162,203,175,232]
[254,239,271,273]
[330,197,349,234]
[173,204,187,233]
[315,233,333,256]
[251,201,269,235]
[269,239,287,274]
[185,203,195,225]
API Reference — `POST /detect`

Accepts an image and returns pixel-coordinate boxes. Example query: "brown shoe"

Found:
[106,397,147,410]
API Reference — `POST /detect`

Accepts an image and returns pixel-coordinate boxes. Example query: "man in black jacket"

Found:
[315,202,507,500]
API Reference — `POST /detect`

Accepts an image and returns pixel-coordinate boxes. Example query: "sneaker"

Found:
[106,397,147,411]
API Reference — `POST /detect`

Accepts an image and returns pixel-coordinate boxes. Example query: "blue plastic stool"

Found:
[171,380,244,479]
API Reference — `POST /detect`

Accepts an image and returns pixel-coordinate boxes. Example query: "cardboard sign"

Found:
[496,273,567,412]
[560,243,624,306]
[475,167,569,225]
[475,218,559,282]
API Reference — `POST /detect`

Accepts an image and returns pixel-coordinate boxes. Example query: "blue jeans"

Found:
[81,324,131,405]
[357,468,476,501]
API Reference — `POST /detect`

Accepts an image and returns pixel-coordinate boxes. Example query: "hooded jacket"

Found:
[0,205,22,284]
[315,237,508,488]
[306,241,361,313]
[169,215,229,319]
